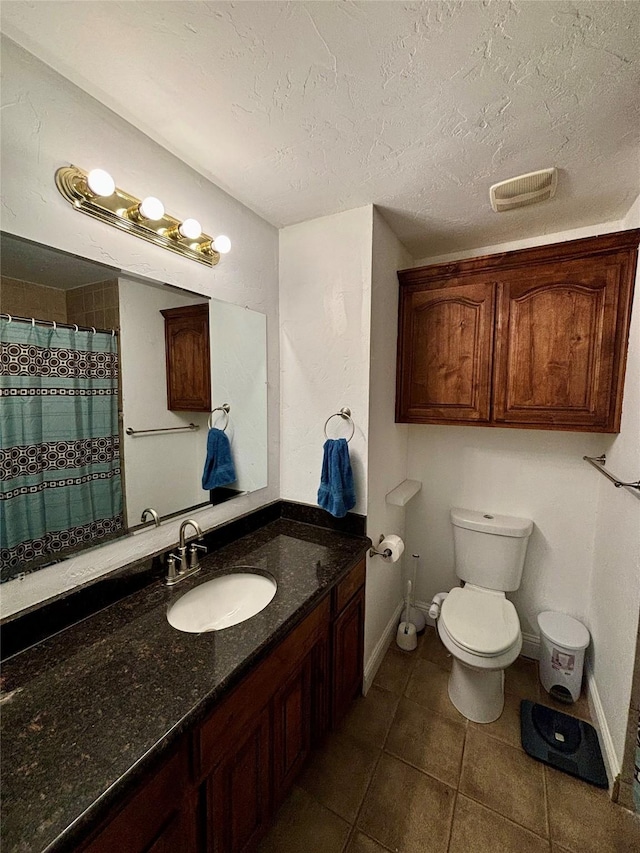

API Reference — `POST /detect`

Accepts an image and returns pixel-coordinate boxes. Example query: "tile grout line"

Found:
[342,745,386,852]
[445,720,469,853]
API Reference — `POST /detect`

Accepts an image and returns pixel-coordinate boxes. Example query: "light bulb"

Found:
[139,196,165,221]
[178,218,202,240]
[213,235,231,254]
[86,169,115,197]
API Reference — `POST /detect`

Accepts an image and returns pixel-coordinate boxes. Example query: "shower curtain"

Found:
[0,318,123,581]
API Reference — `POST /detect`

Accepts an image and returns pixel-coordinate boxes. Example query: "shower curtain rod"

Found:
[0,312,117,335]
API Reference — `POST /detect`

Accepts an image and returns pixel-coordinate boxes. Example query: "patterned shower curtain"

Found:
[0,319,123,581]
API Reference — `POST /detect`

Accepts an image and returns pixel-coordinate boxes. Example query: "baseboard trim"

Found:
[363,600,404,695]
[586,662,620,789]
[521,632,541,661]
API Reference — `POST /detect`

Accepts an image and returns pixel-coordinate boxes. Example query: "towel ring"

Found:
[324,407,355,443]
[208,403,230,431]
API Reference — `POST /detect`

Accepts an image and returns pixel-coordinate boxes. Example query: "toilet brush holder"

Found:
[396,621,418,651]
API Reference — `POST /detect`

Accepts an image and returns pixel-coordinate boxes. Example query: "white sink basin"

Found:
[167,570,277,633]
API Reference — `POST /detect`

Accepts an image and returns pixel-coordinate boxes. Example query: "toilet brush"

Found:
[400,554,426,634]
[396,579,418,651]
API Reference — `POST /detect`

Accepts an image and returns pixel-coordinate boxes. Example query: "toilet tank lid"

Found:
[450,508,533,538]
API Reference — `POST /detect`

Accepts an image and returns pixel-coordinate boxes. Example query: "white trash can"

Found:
[538,611,590,703]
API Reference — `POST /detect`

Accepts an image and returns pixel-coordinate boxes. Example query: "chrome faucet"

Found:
[166,519,207,586]
[141,507,160,527]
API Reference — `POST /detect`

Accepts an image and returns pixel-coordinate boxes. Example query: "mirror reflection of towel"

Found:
[317,438,356,518]
[202,428,237,490]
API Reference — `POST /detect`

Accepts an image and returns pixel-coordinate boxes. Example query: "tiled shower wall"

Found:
[1,276,67,322]
[0,278,119,330]
[65,280,119,330]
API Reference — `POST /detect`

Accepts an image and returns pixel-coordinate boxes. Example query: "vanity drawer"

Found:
[195,595,330,781]
[334,558,366,614]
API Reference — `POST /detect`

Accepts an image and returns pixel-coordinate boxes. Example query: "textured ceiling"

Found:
[1,1,639,257]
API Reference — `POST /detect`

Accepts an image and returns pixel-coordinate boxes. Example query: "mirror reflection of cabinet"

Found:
[160,303,211,412]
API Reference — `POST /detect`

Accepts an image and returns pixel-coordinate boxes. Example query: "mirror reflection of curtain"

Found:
[0,319,123,581]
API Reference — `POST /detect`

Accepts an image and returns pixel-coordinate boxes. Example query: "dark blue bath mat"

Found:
[520,700,608,788]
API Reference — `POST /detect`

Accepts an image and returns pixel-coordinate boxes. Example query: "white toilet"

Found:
[435,508,533,724]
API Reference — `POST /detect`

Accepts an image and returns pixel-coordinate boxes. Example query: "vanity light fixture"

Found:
[55,165,229,267]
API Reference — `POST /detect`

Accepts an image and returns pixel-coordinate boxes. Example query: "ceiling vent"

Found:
[490,168,558,213]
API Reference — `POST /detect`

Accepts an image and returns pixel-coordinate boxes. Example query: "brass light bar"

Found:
[55,165,221,267]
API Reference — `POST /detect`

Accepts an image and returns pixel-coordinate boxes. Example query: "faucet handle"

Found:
[166,553,181,585]
[188,542,207,571]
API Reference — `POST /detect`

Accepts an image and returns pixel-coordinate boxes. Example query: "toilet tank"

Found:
[450,508,533,592]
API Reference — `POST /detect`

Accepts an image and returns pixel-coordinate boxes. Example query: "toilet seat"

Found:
[440,586,520,658]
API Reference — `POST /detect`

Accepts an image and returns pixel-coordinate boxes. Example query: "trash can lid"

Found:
[537,611,590,650]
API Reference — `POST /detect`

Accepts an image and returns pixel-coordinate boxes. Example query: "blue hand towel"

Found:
[202,428,237,490]
[317,438,356,518]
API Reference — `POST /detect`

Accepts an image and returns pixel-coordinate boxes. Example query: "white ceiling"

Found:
[1,1,639,258]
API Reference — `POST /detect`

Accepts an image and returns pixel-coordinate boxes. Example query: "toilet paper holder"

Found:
[369,535,393,559]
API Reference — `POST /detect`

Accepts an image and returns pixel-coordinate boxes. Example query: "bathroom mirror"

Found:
[0,232,268,581]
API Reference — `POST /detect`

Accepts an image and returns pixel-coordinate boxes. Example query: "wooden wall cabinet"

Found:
[160,303,211,412]
[396,230,639,433]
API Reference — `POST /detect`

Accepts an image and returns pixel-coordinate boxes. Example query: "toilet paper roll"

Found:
[379,534,405,563]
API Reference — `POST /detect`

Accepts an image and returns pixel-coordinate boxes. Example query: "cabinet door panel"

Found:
[494,256,626,429]
[273,651,313,805]
[208,708,271,853]
[332,587,365,728]
[396,280,495,422]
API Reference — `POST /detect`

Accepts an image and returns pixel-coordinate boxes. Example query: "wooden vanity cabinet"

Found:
[78,558,366,853]
[396,230,640,432]
[80,742,197,853]
[160,303,211,412]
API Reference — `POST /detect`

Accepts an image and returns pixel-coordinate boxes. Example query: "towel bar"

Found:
[583,454,640,493]
[126,423,199,436]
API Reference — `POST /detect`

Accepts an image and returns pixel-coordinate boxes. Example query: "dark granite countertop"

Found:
[0,518,369,853]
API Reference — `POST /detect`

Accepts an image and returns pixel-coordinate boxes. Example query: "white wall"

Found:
[279,206,373,514]
[365,210,412,668]
[0,37,280,616]
[119,278,209,525]
[406,215,638,639]
[589,196,640,767]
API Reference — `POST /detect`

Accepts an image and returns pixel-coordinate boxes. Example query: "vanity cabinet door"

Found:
[207,707,272,853]
[272,648,314,805]
[332,584,365,728]
[160,303,211,411]
[396,279,496,423]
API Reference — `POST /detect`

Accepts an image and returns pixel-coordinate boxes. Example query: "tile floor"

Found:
[258,627,640,853]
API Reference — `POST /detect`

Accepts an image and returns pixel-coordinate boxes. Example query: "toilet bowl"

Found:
[433,508,533,724]
[437,585,522,722]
